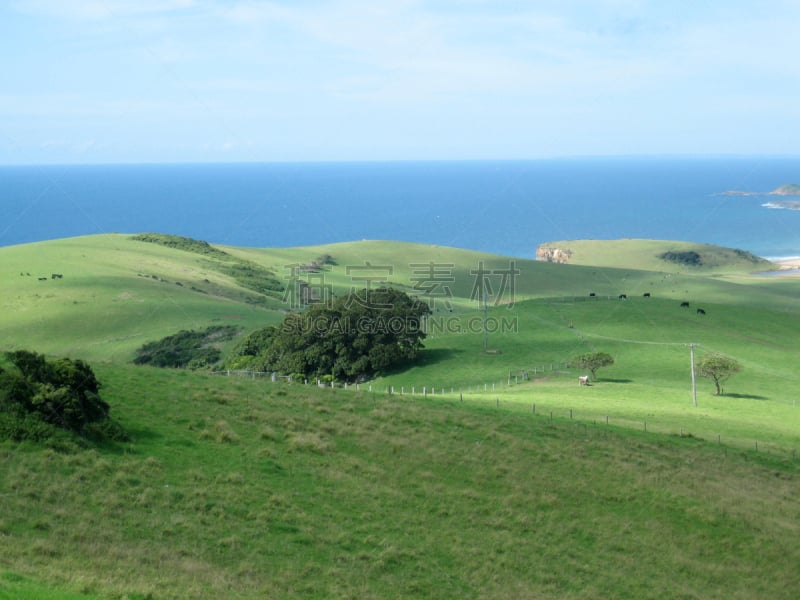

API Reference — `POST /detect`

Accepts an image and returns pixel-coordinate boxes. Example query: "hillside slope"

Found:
[1,365,799,599]
[3,235,800,598]
[1,235,798,364]
[536,239,773,273]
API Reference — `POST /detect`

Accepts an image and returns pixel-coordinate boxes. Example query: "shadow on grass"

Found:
[105,426,164,453]
[598,378,634,384]
[127,426,162,441]
[416,348,465,366]
[378,348,465,378]
[723,392,769,400]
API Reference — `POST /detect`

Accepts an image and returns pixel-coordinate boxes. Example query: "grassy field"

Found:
[2,234,800,598]
[2,366,800,599]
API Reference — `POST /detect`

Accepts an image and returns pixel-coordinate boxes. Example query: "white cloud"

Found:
[12,0,197,21]
[5,0,800,161]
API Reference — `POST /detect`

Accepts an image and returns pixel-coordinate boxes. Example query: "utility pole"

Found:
[689,343,698,407]
[483,283,488,352]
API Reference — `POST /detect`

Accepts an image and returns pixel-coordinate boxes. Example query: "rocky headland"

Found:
[536,246,572,263]
[722,183,800,197]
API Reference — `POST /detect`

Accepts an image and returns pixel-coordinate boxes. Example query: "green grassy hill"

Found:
[2,234,800,598]
[0,234,794,362]
[3,366,800,599]
[0,235,286,362]
[537,238,773,273]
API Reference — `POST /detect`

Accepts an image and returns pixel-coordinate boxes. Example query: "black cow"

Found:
[643,292,651,298]
[680,301,690,307]
[697,308,706,315]
[619,294,627,300]
[38,277,47,281]
[589,292,596,297]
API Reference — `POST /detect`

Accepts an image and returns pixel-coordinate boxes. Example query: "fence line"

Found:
[211,367,798,462]
[213,361,573,393]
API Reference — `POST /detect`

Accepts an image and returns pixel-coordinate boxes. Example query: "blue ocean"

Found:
[1,157,799,259]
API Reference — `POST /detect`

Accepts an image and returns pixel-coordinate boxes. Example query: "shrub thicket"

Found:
[133,325,239,369]
[0,351,125,444]
[658,250,703,266]
[131,233,283,297]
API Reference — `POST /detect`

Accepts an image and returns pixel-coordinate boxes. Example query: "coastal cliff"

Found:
[536,246,572,263]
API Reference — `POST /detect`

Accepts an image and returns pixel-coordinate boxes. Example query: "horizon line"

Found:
[2,153,800,168]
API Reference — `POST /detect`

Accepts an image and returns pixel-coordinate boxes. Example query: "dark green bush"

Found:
[0,351,124,445]
[133,325,239,369]
[658,250,702,266]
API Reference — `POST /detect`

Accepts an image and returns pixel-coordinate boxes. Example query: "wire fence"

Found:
[213,362,572,393]
[211,367,799,462]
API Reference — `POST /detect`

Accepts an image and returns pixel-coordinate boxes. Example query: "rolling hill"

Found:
[2,234,800,598]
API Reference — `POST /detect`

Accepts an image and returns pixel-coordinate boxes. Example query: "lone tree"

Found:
[696,353,742,396]
[570,352,614,381]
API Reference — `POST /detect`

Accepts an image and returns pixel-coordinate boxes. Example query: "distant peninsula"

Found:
[770,183,800,195]
[721,183,800,197]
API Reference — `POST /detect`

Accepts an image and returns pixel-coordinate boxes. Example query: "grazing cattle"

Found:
[697,308,706,315]
[619,294,627,300]
[589,292,596,297]
[51,273,63,279]
[37,277,47,281]
[578,375,589,386]
[680,301,690,307]
[643,292,651,298]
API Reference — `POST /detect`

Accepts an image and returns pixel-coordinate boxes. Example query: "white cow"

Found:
[578,375,589,386]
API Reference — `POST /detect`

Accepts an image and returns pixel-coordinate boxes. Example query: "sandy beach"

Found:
[767,257,800,274]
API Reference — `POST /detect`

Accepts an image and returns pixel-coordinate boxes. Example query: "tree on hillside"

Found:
[696,353,742,396]
[570,352,615,381]
[227,287,431,381]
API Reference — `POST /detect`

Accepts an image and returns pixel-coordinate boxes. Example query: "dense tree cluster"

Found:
[0,350,124,443]
[227,287,431,381]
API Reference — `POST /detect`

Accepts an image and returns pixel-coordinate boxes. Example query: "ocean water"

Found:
[1,157,799,259]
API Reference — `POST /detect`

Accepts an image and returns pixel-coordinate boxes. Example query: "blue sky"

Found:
[2,0,799,164]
